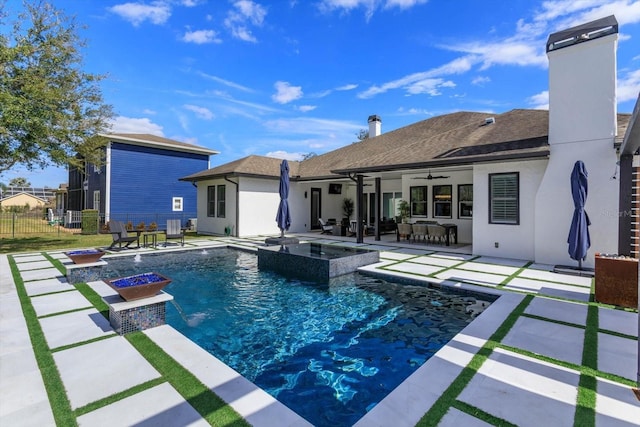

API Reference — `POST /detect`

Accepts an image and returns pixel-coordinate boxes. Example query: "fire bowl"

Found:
[65,249,106,264]
[104,272,172,301]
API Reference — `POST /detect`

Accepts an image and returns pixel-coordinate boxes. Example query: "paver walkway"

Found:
[1,234,638,426]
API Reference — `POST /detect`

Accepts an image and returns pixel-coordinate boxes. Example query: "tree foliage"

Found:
[0,1,114,174]
[354,129,369,142]
[8,177,30,187]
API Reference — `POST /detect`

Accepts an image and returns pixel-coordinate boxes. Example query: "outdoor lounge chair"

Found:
[108,221,140,249]
[165,219,185,246]
[318,218,334,234]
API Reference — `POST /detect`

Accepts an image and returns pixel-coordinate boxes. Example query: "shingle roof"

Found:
[180,155,301,181]
[103,133,219,155]
[179,109,632,181]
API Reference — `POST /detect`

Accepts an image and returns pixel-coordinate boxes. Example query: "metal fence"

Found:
[0,211,198,238]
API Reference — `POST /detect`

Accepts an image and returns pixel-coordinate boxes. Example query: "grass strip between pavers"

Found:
[573,304,599,427]
[126,332,250,427]
[416,294,534,426]
[451,400,518,427]
[73,282,249,426]
[7,256,78,427]
[74,377,166,417]
[42,252,66,274]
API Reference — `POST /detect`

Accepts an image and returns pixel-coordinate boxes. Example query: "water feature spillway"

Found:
[257,243,379,282]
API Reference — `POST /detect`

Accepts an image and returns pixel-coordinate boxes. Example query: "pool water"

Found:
[100,248,494,426]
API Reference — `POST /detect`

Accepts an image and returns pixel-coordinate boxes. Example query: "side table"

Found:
[142,231,160,248]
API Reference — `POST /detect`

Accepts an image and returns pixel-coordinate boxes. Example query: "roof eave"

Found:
[331,151,551,175]
[100,133,219,156]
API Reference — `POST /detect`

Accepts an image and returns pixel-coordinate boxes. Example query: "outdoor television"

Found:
[328,183,342,194]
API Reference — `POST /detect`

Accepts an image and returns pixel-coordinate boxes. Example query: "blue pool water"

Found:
[100,248,494,426]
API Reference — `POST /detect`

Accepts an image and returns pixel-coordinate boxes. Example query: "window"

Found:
[207,186,216,217]
[410,186,427,216]
[172,197,183,212]
[217,185,226,218]
[489,173,519,224]
[93,190,100,211]
[382,192,403,219]
[433,185,452,218]
[458,184,473,219]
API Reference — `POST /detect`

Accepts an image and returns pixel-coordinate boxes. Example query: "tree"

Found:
[8,177,30,187]
[0,1,114,174]
[354,129,369,142]
[301,152,317,160]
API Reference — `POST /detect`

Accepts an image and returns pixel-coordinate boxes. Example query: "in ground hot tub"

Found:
[257,242,379,282]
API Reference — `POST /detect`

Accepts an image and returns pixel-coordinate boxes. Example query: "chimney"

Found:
[367,115,381,138]
[546,15,618,145]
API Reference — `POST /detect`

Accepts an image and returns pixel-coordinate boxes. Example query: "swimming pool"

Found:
[100,248,495,426]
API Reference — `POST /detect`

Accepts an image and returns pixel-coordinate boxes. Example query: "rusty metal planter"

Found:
[65,249,106,264]
[594,255,638,308]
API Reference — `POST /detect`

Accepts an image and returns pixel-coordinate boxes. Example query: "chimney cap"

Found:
[367,114,381,123]
[546,15,618,52]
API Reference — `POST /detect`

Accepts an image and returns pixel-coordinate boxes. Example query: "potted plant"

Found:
[398,200,410,223]
[342,198,354,226]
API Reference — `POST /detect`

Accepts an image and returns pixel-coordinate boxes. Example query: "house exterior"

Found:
[68,133,217,227]
[182,15,638,268]
[0,187,55,211]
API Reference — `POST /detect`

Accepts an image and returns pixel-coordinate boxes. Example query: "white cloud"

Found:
[297,105,317,112]
[225,0,267,42]
[384,0,428,10]
[197,72,253,92]
[336,83,358,91]
[405,78,455,96]
[182,29,222,44]
[184,104,215,120]
[272,81,303,104]
[358,55,475,98]
[528,90,549,110]
[109,116,164,135]
[142,108,157,115]
[472,76,491,86]
[109,2,171,26]
[618,68,640,103]
[265,150,305,161]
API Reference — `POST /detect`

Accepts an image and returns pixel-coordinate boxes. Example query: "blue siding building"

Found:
[68,133,217,228]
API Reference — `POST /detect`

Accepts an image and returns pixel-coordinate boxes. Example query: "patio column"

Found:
[375,177,381,241]
[357,174,364,243]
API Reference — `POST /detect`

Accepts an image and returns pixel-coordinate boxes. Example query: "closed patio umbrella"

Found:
[567,160,591,269]
[275,159,291,237]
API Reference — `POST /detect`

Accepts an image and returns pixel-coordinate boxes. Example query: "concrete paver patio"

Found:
[1,233,638,426]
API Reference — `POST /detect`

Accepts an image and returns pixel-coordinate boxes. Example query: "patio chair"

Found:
[397,223,413,241]
[318,218,334,234]
[108,221,140,249]
[412,223,428,244]
[427,224,446,245]
[165,219,185,246]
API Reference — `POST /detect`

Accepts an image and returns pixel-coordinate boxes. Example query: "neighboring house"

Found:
[68,133,218,227]
[0,187,55,210]
[182,16,638,268]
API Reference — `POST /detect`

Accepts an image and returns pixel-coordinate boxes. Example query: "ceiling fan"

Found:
[412,170,450,180]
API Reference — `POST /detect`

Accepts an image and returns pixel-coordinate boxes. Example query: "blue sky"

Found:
[3,0,640,188]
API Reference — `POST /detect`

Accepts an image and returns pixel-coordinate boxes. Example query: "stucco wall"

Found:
[194,178,238,236]
[535,31,619,268]
[0,194,47,209]
[401,170,474,243]
[473,159,547,261]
